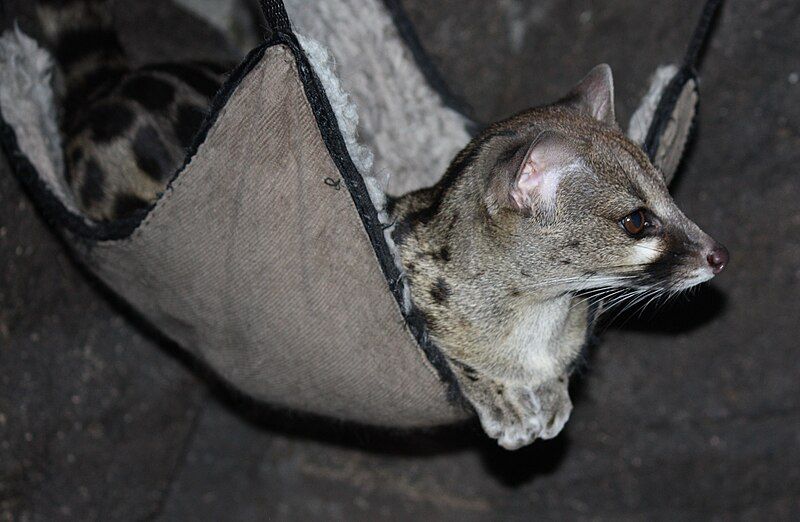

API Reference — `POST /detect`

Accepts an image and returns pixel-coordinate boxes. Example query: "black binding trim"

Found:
[0,10,463,404]
[0,39,274,241]
[0,114,140,240]
[263,1,465,403]
[274,29,464,404]
[643,0,724,159]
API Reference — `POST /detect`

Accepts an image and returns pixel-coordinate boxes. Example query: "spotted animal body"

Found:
[390,65,729,449]
[37,0,231,221]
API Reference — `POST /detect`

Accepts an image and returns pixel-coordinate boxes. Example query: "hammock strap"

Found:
[643,0,724,160]
[259,0,292,33]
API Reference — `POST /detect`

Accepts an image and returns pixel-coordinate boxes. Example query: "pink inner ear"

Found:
[512,147,574,210]
[511,157,543,208]
[509,131,576,212]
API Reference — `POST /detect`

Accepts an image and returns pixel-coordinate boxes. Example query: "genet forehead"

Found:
[605,143,670,202]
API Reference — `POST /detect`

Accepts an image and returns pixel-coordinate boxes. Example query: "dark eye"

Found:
[621,209,649,236]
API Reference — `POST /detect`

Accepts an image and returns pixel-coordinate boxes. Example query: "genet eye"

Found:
[621,209,649,236]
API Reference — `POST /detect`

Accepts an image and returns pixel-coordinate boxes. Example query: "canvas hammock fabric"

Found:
[0,0,722,427]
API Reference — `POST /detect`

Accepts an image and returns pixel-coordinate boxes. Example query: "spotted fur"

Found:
[390,65,727,449]
[37,0,231,221]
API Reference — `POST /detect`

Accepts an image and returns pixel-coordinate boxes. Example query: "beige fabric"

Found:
[77,45,467,427]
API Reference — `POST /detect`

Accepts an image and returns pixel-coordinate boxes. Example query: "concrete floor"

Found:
[1,0,799,520]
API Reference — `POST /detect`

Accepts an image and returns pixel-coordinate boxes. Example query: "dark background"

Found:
[1,0,798,520]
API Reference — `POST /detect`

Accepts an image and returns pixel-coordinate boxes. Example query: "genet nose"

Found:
[706,244,729,274]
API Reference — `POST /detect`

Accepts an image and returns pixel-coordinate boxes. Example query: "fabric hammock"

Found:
[0,0,721,427]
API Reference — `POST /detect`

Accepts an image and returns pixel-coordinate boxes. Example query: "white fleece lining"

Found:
[284,0,473,197]
[295,33,376,178]
[0,26,75,213]
[627,64,679,145]
[286,0,477,314]
[296,31,413,311]
[627,63,698,184]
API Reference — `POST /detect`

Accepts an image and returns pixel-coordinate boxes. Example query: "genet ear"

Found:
[559,64,616,126]
[506,131,578,213]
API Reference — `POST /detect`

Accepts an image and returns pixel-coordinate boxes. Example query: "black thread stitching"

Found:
[323,177,342,190]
